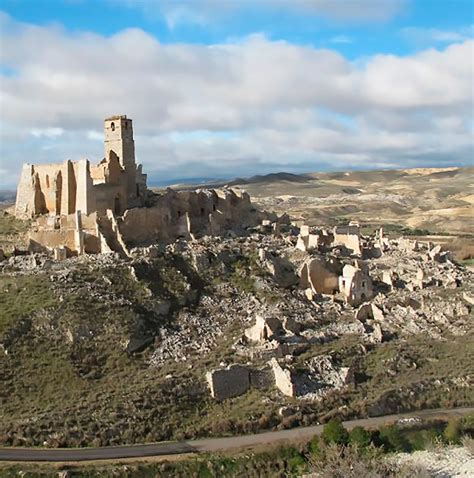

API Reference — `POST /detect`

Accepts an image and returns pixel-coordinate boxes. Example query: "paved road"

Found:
[0,407,472,463]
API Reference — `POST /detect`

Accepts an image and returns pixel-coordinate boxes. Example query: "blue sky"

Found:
[2,0,472,55]
[0,0,473,187]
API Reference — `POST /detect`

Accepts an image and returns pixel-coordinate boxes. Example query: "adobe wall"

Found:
[15,115,147,221]
[339,264,373,306]
[62,160,77,216]
[94,183,128,215]
[30,164,61,214]
[333,226,361,255]
[18,185,262,255]
[13,119,261,254]
[104,116,137,200]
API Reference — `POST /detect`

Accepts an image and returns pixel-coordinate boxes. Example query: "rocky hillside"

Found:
[0,223,473,448]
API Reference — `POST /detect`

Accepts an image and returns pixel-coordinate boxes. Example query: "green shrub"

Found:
[308,434,322,457]
[197,461,213,478]
[322,419,349,446]
[407,429,439,451]
[379,425,411,453]
[307,443,404,477]
[444,419,462,444]
[278,446,308,476]
[349,426,372,448]
[462,413,474,435]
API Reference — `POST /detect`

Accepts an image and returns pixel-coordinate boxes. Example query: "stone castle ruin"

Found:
[14,115,261,256]
[16,116,147,219]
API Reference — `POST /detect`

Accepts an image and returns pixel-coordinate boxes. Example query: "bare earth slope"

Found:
[232,167,474,235]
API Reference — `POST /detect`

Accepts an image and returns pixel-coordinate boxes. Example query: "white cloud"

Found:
[0,13,472,189]
[329,35,353,44]
[117,0,406,27]
[30,127,64,138]
[400,25,474,45]
[87,130,103,141]
[281,0,406,21]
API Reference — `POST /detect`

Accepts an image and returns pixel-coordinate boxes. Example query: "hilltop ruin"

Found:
[14,116,261,256]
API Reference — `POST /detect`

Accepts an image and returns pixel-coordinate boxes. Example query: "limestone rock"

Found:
[269,358,295,397]
[264,253,298,288]
[355,302,384,322]
[462,292,474,306]
[206,364,250,401]
[244,315,282,343]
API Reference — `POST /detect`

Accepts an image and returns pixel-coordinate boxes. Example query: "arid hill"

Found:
[230,167,474,236]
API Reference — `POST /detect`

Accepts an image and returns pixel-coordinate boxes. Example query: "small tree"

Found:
[322,419,349,446]
[349,426,372,449]
[280,446,308,475]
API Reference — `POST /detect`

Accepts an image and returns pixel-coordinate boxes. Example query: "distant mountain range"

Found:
[0,191,16,203]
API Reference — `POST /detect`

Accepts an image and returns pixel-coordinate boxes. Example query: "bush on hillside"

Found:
[379,425,411,453]
[349,426,372,449]
[443,419,462,444]
[322,419,349,446]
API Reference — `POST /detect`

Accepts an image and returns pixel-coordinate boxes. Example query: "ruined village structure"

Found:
[14,115,260,256]
[6,115,471,407]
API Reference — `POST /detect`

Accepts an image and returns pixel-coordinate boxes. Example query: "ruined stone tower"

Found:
[15,114,147,220]
[104,115,138,201]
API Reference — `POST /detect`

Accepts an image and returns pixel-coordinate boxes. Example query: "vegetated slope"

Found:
[235,167,474,235]
[0,209,30,252]
[0,230,473,448]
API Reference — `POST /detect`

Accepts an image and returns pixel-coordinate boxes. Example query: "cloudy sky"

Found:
[0,0,473,188]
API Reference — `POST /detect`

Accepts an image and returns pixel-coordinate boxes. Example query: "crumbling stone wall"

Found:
[339,262,373,306]
[28,212,101,255]
[299,257,341,294]
[333,225,361,255]
[117,188,261,246]
[24,186,261,256]
[296,226,333,252]
[206,364,250,400]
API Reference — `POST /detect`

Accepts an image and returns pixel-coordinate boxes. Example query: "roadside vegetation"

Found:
[2,414,472,477]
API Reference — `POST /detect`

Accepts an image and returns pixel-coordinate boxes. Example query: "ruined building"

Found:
[14,116,261,256]
[339,261,373,306]
[15,115,147,219]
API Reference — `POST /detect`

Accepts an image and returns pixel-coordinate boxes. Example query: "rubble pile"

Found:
[1,219,472,406]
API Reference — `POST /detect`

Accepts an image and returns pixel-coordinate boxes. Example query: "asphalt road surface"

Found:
[0,407,472,463]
